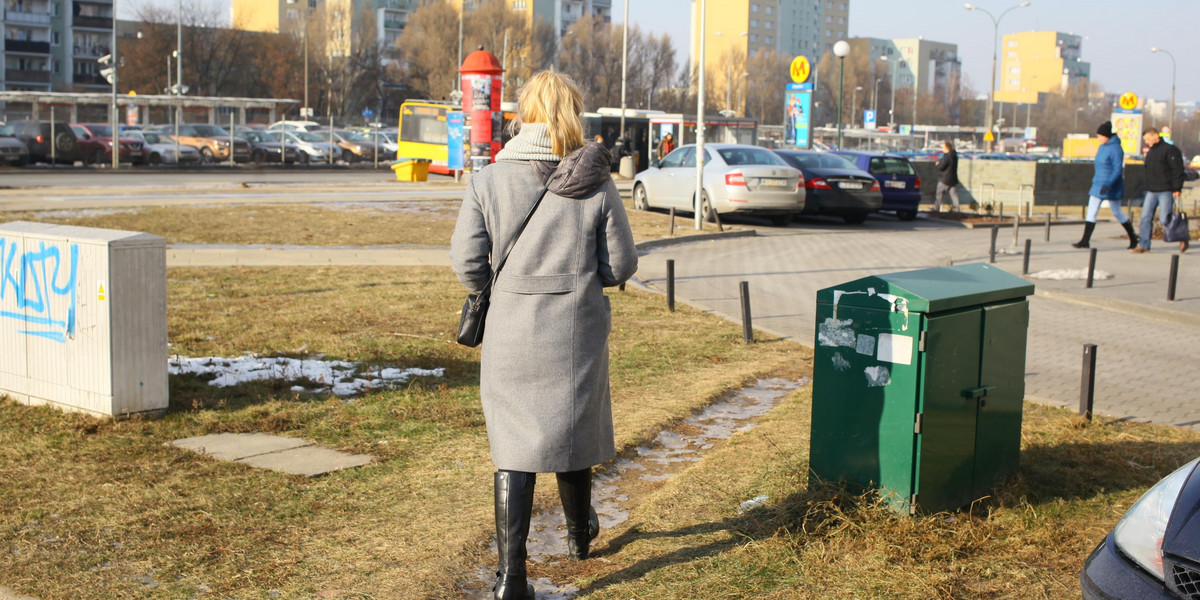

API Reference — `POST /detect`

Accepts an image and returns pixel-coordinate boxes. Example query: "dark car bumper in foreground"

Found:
[1082,533,1176,600]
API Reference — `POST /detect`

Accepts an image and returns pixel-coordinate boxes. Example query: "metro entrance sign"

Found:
[790,56,811,84]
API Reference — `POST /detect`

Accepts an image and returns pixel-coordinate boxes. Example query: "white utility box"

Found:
[0,222,168,417]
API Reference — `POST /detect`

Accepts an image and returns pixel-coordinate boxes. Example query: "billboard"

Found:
[1111,111,1143,157]
[784,82,813,148]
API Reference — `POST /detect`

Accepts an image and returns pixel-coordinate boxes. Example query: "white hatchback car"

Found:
[632,144,806,226]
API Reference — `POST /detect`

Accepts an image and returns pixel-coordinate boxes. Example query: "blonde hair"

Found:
[516,71,585,157]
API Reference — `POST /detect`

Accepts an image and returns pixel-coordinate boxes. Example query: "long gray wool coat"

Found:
[450,142,638,473]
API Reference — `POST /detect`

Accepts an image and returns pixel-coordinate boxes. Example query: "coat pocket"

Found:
[496,273,577,295]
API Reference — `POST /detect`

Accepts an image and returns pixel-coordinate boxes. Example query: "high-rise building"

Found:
[1,0,115,91]
[850,37,961,107]
[231,0,413,61]
[993,31,1090,104]
[690,0,848,81]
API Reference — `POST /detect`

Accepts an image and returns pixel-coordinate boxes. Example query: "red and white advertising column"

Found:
[458,48,504,172]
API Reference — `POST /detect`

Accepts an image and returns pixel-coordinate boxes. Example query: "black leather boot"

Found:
[557,468,600,561]
[494,470,536,600]
[1072,222,1096,249]
[1121,221,1139,249]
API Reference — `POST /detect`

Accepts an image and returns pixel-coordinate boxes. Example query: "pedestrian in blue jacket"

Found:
[1073,121,1139,249]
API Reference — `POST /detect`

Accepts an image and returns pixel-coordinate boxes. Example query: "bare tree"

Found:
[395,2,460,101]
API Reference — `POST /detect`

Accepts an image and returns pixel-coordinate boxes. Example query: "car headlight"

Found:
[217,140,230,147]
[1114,457,1199,580]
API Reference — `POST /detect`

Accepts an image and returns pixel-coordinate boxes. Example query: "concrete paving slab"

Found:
[168,432,312,461]
[235,445,374,477]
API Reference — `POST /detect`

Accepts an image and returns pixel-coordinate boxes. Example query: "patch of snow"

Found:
[168,355,444,396]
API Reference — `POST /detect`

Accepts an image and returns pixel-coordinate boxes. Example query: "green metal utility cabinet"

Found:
[809,263,1034,514]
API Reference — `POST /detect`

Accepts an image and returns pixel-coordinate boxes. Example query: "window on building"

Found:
[750,34,758,42]
[765,21,772,29]
[1010,67,1021,74]
[1006,51,1016,58]
[750,19,757,26]
[1009,78,1020,85]
[765,5,773,14]
[286,8,298,19]
[751,3,758,11]
[1007,40,1017,47]
[838,16,844,24]
[839,2,846,10]
[512,0,526,9]
[766,36,772,44]
[825,15,831,22]
[53,60,60,74]
[825,29,831,37]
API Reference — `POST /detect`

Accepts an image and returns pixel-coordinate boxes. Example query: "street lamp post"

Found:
[872,55,885,118]
[851,86,862,127]
[1074,106,1084,132]
[694,0,708,230]
[619,0,629,139]
[1150,47,1176,136]
[965,1,1031,151]
[889,58,902,128]
[833,40,850,149]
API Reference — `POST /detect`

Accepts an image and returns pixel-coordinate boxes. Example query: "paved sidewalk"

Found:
[630,218,1200,431]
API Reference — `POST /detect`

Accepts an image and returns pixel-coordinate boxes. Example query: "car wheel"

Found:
[199,147,214,164]
[897,210,917,222]
[252,149,266,165]
[769,213,792,227]
[148,153,162,166]
[298,152,311,165]
[700,191,717,223]
[843,211,869,225]
[342,149,355,164]
[633,183,650,211]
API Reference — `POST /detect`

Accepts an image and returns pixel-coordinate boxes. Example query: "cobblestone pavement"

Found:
[631,216,1200,431]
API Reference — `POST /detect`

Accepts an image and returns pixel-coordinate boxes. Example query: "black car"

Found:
[1082,456,1200,599]
[235,128,302,164]
[773,150,882,224]
[8,120,86,164]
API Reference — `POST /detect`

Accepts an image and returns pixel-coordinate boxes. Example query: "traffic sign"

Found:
[984,129,995,142]
[362,108,374,118]
[790,56,811,84]
[1118,92,1138,111]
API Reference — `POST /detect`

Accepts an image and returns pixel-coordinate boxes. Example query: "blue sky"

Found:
[126,0,1199,102]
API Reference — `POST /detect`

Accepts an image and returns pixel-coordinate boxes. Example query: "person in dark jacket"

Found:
[1133,126,1186,253]
[450,71,638,600]
[934,140,961,212]
[1073,121,1138,249]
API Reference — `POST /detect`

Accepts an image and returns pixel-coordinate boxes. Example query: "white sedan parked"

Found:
[632,144,806,226]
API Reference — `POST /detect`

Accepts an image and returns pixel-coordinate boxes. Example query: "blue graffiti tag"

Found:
[0,237,79,343]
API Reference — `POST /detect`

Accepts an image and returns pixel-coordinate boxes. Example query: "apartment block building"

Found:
[2,0,115,91]
[849,37,961,105]
[232,0,412,60]
[993,31,1090,104]
[690,0,848,80]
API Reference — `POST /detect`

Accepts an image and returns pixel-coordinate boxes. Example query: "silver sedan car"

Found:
[632,144,806,226]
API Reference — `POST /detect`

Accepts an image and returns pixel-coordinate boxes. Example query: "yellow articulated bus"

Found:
[397,101,452,174]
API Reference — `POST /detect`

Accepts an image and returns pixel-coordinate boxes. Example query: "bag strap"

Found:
[479,186,550,298]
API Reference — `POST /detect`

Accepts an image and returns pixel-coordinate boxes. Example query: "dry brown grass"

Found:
[0,265,802,599]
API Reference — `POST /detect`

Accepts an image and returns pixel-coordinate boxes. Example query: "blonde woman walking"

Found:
[450,71,638,600]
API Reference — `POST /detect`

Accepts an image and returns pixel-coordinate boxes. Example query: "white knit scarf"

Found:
[495,123,561,162]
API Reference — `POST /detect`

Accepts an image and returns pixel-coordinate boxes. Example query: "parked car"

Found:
[773,150,882,224]
[234,128,302,164]
[1082,456,1200,600]
[155,123,251,163]
[632,144,806,226]
[123,130,200,165]
[9,120,88,164]
[267,120,323,133]
[0,123,30,166]
[330,129,379,163]
[836,151,921,221]
[282,130,337,164]
[71,123,147,165]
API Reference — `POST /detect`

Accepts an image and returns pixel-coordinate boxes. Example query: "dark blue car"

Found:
[836,151,921,221]
[1082,456,1200,600]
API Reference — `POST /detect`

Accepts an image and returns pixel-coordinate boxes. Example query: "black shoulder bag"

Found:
[456,187,550,347]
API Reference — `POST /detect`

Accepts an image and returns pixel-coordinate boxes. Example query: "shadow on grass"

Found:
[575,437,1200,595]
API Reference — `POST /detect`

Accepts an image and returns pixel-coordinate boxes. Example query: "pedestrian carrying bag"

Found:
[456,186,549,347]
[1164,211,1191,243]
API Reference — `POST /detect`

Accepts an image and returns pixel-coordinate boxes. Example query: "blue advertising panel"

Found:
[447,111,465,171]
[784,82,813,148]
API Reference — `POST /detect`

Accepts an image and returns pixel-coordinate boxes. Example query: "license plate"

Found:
[839,181,864,190]
[757,178,788,188]
[885,180,906,189]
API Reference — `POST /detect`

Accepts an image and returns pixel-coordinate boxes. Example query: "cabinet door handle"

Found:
[961,385,994,399]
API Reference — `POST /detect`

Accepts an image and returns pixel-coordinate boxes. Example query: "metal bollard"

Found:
[1086,248,1098,288]
[739,281,753,344]
[619,282,625,292]
[666,259,675,312]
[1080,343,1097,421]
[1012,214,1020,247]
[1023,239,1032,275]
[1054,200,1059,220]
[1168,254,1180,301]
[999,202,1004,218]
[669,207,676,237]
[989,225,999,263]
[1044,213,1051,242]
